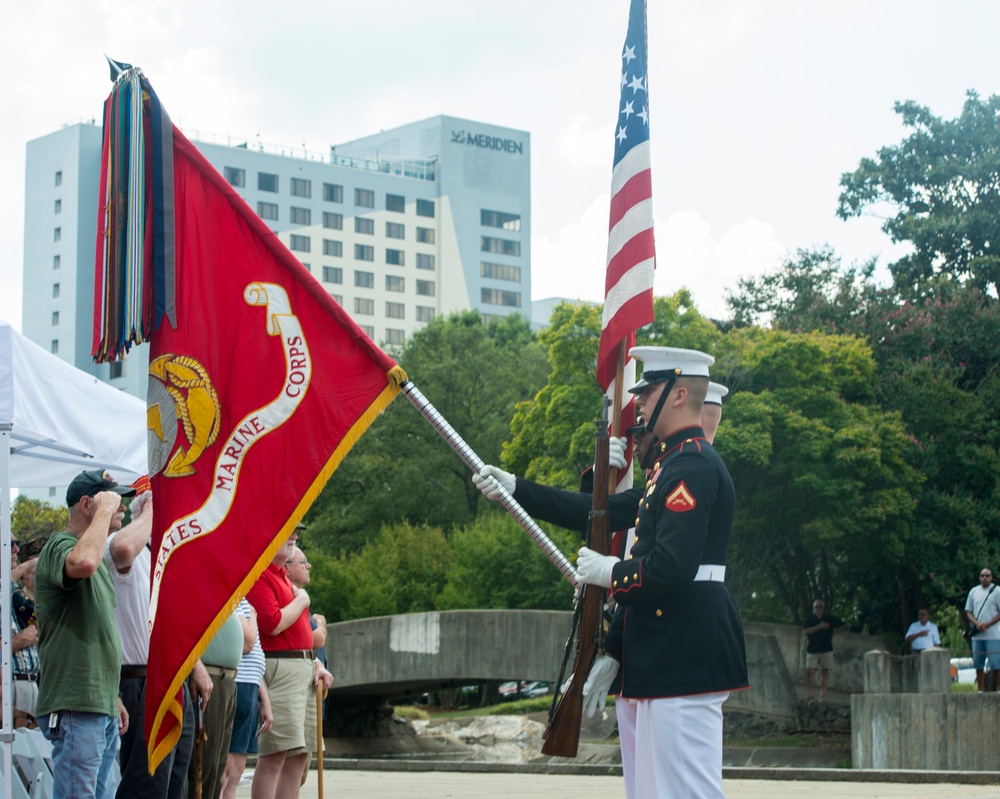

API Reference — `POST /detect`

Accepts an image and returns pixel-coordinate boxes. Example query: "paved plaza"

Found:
[234,769,1000,798]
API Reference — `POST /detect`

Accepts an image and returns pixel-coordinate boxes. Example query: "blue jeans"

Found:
[38,711,119,799]
[972,637,1000,671]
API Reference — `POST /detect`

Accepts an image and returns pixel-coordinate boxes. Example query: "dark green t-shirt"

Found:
[35,530,121,717]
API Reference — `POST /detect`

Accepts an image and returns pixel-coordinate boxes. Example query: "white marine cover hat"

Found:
[627,346,714,394]
[705,381,729,406]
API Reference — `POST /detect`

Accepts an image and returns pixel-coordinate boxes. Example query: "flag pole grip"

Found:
[400,381,578,586]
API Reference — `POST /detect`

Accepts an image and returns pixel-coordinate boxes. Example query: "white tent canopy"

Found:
[1,321,147,488]
[0,319,147,793]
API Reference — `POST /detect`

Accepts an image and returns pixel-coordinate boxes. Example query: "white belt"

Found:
[694,564,725,582]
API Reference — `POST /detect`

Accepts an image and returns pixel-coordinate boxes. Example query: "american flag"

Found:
[597,0,656,394]
[597,0,656,498]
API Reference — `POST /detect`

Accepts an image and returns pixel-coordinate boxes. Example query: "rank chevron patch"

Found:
[665,481,696,512]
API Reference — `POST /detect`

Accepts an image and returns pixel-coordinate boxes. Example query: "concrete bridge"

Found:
[326,609,573,699]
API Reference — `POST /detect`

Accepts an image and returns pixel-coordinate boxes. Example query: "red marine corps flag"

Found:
[93,69,405,772]
[597,0,656,497]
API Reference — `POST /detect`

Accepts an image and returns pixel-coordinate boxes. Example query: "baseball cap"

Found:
[66,469,137,508]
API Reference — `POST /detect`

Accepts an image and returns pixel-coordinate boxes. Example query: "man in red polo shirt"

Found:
[246,528,333,798]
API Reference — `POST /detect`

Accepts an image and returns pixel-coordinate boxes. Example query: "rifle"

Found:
[541,398,612,757]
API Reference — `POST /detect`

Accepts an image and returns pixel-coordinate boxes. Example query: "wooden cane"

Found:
[316,680,327,799]
[194,696,204,799]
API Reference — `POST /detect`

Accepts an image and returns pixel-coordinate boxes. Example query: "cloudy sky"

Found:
[3,0,999,330]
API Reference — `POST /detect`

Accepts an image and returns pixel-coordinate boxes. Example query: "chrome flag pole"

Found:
[400,381,577,586]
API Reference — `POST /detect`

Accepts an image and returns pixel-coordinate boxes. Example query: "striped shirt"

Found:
[235,598,266,685]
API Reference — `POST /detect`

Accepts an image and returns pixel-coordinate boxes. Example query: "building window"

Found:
[385,329,405,346]
[354,244,374,262]
[110,361,123,379]
[386,301,405,319]
[290,207,311,225]
[50,339,58,354]
[416,253,435,270]
[355,270,375,288]
[51,311,59,326]
[290,178,311,198]
[416,199,435,218]
[416,280,435,297]
[54,171,62,187]
[53,255,60,270]
[386,222,405,239]
[481,209,521,231]
[301,262,311,272]
[416,306,435,323]
[416,227,435,244]
[258,172,279,192]
[323,183,343,203]
[331,294,343,304]
[482,288,522,307]
[53,227,61,242]
[354,297,375,315]
[355,188,375,208]
[258,202,279,221]
[481,236,521,257]
[386,193,405,213]
[323,212,343,230]
[481,261,522,282]
[52,283,60,298]
[385,249,405,266]
[290,234,310,253]
[323,266,343,284]
[224,167,246,187]
[355,217,374,235]
[323,239,343,257]
[386,275,405,292]
[54,199,62,214]
[360,325,375,338]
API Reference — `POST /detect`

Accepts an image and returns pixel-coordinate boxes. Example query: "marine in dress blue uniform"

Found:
[576,347,748,799]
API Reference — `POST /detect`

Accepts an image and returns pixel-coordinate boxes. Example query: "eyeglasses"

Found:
[982,573,992,578]
[286,559,309,566]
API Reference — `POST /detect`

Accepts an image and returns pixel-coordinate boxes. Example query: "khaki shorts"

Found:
[258,658,314,757]
[806,652,834,670]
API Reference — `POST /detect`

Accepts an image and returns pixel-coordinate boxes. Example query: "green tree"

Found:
[714,329,923,631]
[436,514,577,611]
[305,522,449,621]
[11,496,67,542]
[306,311,549,552]
[837,91,1000,298]
[505,292,720,485]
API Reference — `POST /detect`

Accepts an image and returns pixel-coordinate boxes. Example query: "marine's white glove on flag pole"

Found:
[472,465,515,501]
[605,436,628,471]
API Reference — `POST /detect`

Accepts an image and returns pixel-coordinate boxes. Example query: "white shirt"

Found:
[103,537,151,665]
[905,620,940,651]
[965,584,1000,641]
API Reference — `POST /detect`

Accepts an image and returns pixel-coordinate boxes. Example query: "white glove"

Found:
[472,465,515,501]
[576,546,619,588]
[583,654,619,717]
[605,436,627,471]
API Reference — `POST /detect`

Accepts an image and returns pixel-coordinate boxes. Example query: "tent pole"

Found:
[1,423,13,799]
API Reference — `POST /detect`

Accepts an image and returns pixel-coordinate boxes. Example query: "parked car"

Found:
[521,681,551,698]
[950,657,976,684]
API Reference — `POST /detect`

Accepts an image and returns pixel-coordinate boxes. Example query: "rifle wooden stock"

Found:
[541,408,612,757]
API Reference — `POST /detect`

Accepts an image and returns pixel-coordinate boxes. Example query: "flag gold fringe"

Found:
[146,366,405,774]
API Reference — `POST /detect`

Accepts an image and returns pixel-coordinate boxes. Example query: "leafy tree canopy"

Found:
[837,91,1000,299]
[305,311,548,552]
[11,496,67,543]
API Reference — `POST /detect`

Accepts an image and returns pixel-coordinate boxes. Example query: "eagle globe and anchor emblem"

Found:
[147,354,222,478]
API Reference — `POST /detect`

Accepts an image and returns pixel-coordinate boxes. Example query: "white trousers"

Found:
[616,691,729,799]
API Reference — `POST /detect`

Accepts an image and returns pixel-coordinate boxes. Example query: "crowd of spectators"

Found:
[3,470,331,799]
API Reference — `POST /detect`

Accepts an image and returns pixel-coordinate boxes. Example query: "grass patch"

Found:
[952,682,979,693]
[724,733,848,749]
[487,697,553,715]
[393,706,430,721]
